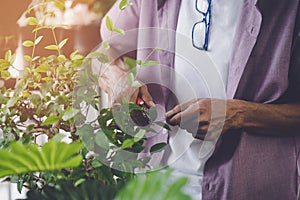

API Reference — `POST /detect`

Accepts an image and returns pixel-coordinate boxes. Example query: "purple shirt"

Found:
[101,0,300,199]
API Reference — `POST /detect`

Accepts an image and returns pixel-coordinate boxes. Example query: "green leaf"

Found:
[52,133,66,142]
[115,170,191,200]
[29,93,41,106]
[26,17,38,26]
[22,40,34,47]
[45,45,59,51]
[134,130,145,142]
[62,107,80,121]
[57,55,66,62]
[35,64,50,73]
[113,28,125,35]
[128,72,135,83]
[142,61,159,67]
[58,38,68,49]
[5,50,11,61]
[1,71,11,80]
[32,56,40,62]
[131,81,141,88]
[121,139,134,149]
[0,59,10,70]
[74,178,86,187]
[0,140,83,178]
[97,54,109,64]
[86,52,109,63]
[42,116,60,126]
[155,121,171,131]
[34,36,43,45]
[91,160,103,168]
[105,16,114,31]
[23,55,32,62]
[149,107,158,121]
[119,0,133,10]
[150,142,167,153]
[86,52,102,59]
[101,41,110,49]
[95,130,109,150]
[124,57,137,71]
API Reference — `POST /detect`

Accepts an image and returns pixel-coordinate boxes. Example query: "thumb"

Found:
[140,85,155,107]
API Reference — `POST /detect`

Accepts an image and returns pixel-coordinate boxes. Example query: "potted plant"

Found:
[0,0,191,199]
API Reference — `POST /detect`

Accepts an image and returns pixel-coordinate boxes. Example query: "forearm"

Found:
[232,100,300,136]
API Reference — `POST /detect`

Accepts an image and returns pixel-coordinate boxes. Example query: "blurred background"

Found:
[0,0,115,87]
[0,0,115,198]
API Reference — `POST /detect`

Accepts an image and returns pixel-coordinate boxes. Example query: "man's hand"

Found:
[130,84,155,107]
[165,99,243,140]
[97,59,155,107]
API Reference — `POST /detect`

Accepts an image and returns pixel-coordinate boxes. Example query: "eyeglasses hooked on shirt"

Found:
[192,0,212,51]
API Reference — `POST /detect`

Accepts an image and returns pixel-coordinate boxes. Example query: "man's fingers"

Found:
[165,99,198,119]
[166,112,181,126]
[140,85,155,107]
[165,104,182,119]
[130,89,139,103]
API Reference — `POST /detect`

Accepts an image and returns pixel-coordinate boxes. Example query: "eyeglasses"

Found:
[192,0,212,51]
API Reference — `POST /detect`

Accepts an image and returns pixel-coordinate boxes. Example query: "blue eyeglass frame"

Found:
[192,0,212,51]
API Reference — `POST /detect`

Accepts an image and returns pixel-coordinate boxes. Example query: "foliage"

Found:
[0,140,82,178]
[115,170,192,200]
[0,0,191,199]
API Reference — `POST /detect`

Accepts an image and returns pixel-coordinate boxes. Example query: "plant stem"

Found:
[51,27,61,56]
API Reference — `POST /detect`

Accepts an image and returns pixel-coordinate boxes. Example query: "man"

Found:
[99,0,300,199]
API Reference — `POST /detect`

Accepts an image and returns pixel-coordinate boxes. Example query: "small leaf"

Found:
[91,160,103,168]
[17,179,23,193]
[74,178,86,187]
[57,55,66,62]
[5,50,11,61]
[10,53,16,63]
[62,107,80,121]
[86,52,102,58]
[52,134,66,142]
[42,116,60,126]
[155,121,171,131]
[70,50,79,59]
[150,142,167,153]
[23,55,32,62]
[106,16,114,31]
[121,139,134,149]
[101,41,110,49]
[149,107,158,121]
[35,64,50,73]
[34,36,43,45]
[124,57,137,71]
[119,0,133,10]
[26,17,38,26]
[97,53,109,63]
[45,45,59,51]
[1,71,11,80]
[0,59,11,70]
[128,72,135,83]
[58,38,68,49]
[113,28,125,35]
[134,130,145,142]
[32,56,40,62]
[22,40,34,47]
[131,81,142,88]
[142,61,159,67]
